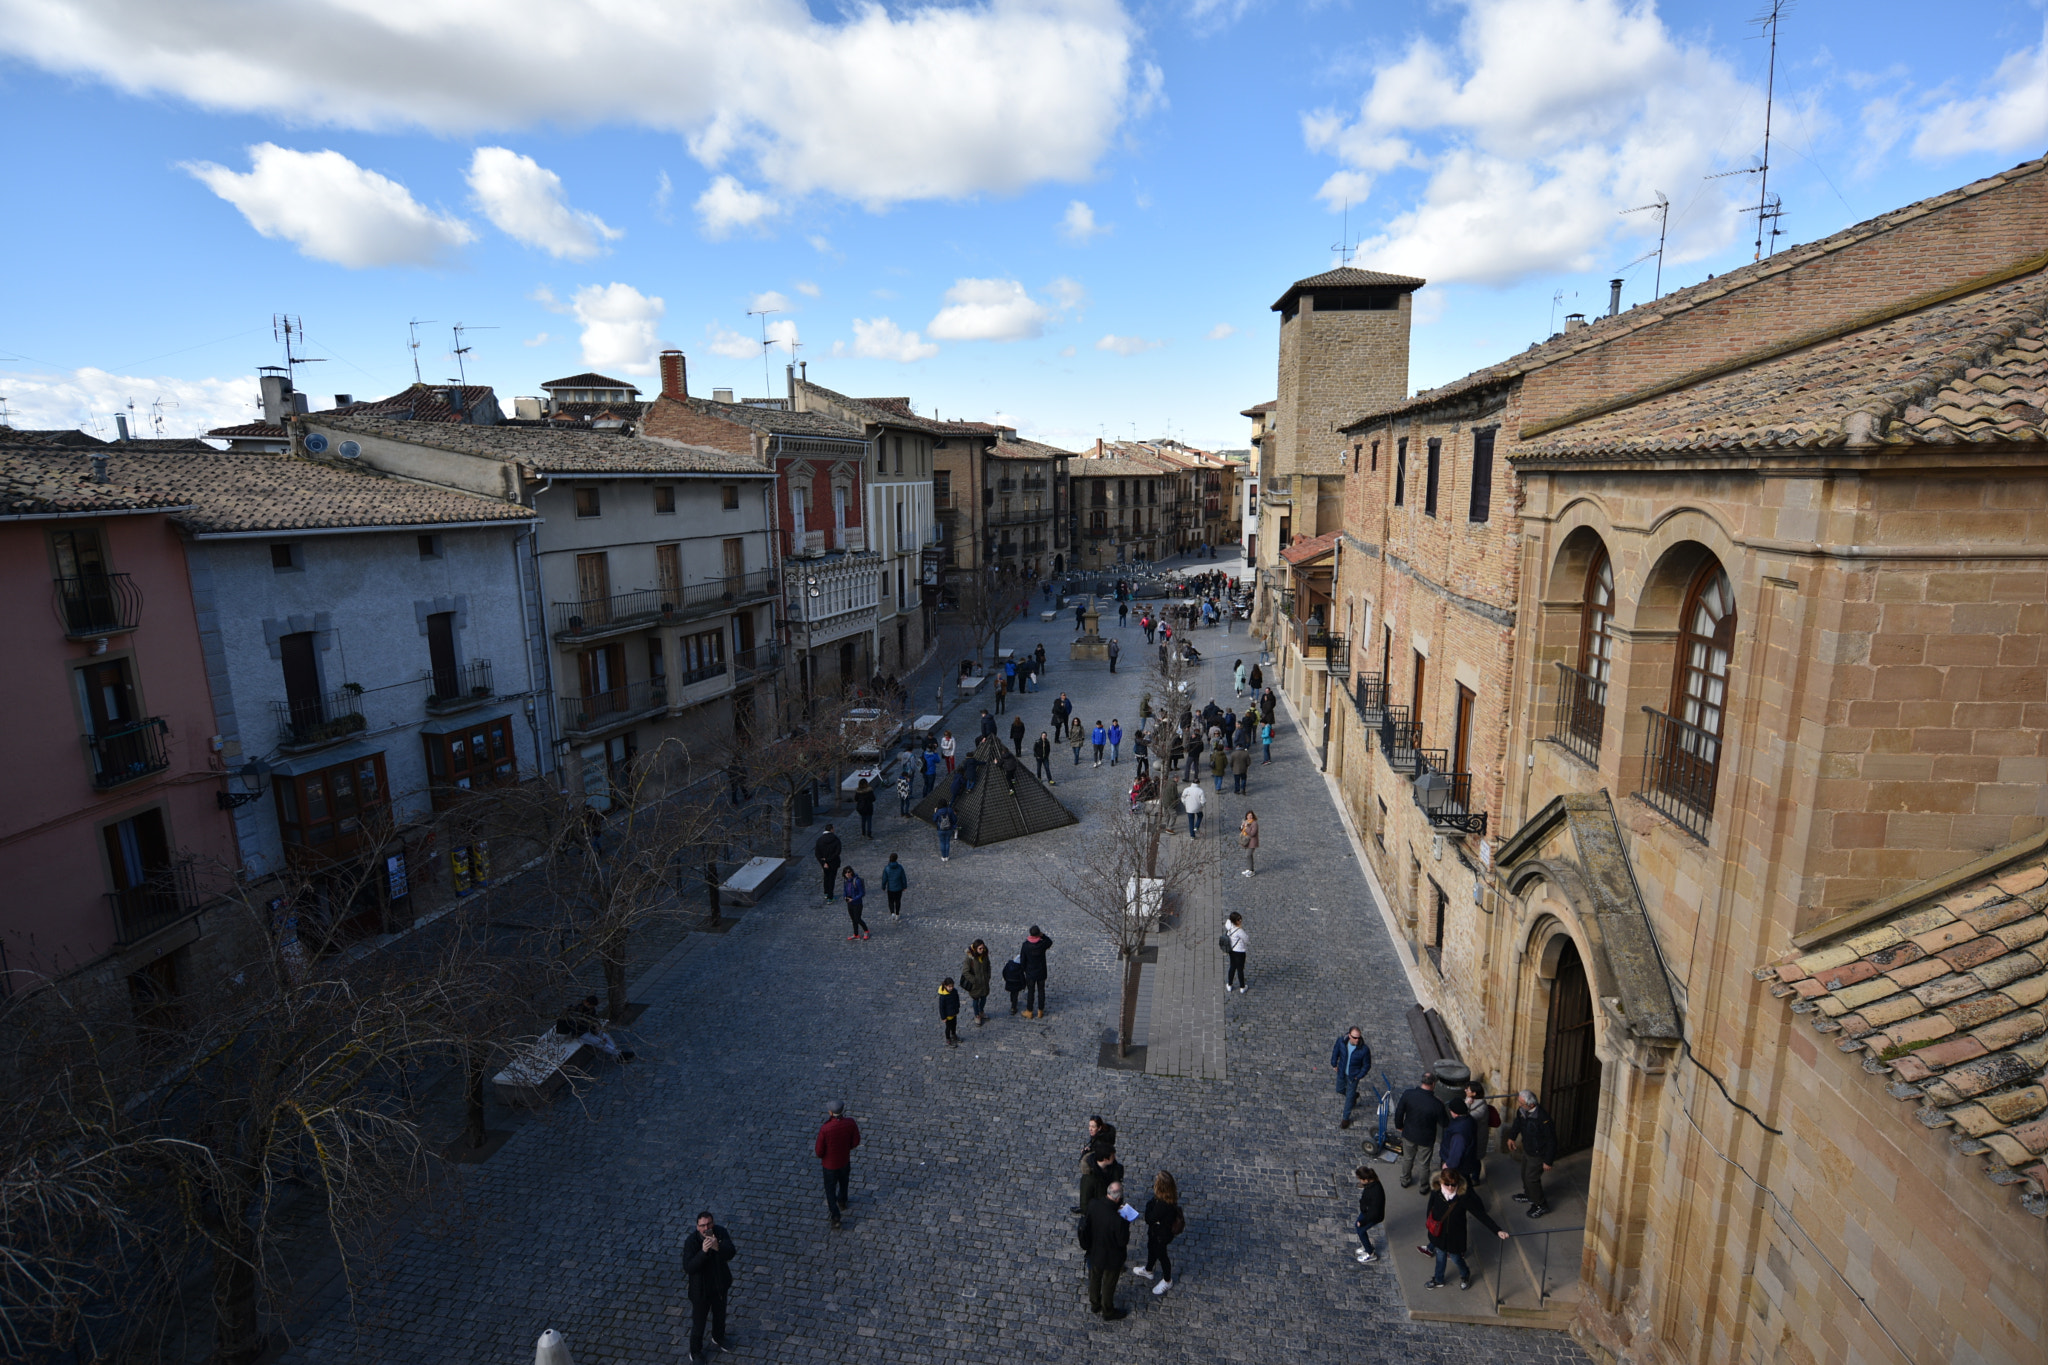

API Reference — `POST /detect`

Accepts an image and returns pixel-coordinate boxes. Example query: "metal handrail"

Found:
[1379,705,1421,772]
[1412,749,1485,836]
[274,689,366,750]
[1635,705,1720,840]
[426,658,494,710]
[1491,1225,1585,1314]
[1354,672,1387,722]
[85,717,171,788]
[1549,660,1605,768]
[558,677,669,736]
[54,571,142,637]
[551,571,775,637]
[106,857,200,943]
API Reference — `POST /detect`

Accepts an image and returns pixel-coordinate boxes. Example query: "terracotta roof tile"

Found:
[540,372,639,391]
[1280,530,1340,565]
[1763,848,2048,1218]
[1272,266,1427,312]
[310,414,771,476]
[0,447,194,516]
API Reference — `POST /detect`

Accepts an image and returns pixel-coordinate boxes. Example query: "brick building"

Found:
[1069,452,1178,568]
[930,421,1072,590]
[1299,155,2048,1364]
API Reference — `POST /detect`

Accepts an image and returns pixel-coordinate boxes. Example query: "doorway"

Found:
[1542,938,1603,1155]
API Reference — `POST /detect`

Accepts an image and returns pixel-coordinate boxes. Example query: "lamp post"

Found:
[216,756,271,810]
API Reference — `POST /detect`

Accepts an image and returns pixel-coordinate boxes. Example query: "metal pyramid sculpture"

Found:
[911,737,1078,846]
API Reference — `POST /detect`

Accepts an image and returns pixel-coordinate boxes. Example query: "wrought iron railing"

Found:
[1412,748,1486,836]
[1635,705,1720,841]
[731,644,781,681]
[274,688,366,750]
[86,717,170,788]
[426,659,494,713]
[54,572,141,637]
[1550,660,1605,768]
[551,571,775,638]
[558,677,668,737]
[1491,1225,1585,1314]
[1379,705,1422,773]
[1354,672,1387,723]
[106,857,200,944]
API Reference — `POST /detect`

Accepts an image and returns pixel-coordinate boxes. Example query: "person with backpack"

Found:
[1442,1099,1482,1186]
[1133,1170,1184,1296]
[1222,911,1247,991]
[1353,1167,1385,1264]
[938,977,961,1048]
[882,853,908,918]
[1001,954,1026,1014]
[894,770,913,818]
[960,940,992,1025]
[1132,728,1149,779]
[933,799,957,862]
[1463,1082,1502,1184]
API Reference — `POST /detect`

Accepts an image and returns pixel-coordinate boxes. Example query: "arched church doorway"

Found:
[1542,937,1602,1154]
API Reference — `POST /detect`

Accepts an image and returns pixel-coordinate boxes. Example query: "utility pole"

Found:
[747,306,783,399]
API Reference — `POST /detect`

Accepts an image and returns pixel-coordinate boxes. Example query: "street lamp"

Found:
[216,756,271,810]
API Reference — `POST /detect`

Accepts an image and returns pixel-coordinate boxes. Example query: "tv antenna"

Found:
[1331,201,1358,267]
[1548,290,1575,336]
[746,305,783,398]
[1748,1,1789,259]
[273,314,324,389]
[450,323,496,387]
[408,318,438,384]
[1620,193,1671,298]
[150,396,179,436]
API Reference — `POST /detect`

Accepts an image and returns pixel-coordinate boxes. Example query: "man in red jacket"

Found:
[815,1099,862,1230]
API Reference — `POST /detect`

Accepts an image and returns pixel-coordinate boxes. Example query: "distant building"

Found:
[521,371,647,425]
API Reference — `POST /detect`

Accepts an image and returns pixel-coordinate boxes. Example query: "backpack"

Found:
[1217,932,1231,953]
[1076,1214,1093,1252]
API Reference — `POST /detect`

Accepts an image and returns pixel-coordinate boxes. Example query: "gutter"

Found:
[188,518,534,540]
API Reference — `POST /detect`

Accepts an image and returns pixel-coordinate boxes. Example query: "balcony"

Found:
[54,572,141,638]
[106,857,202,944]
[1634,706,1720,842]
[86,717,171,789]
[558,677,668,739]
[275,688,367,752]
[425,659,495,716]
[1549,660,1606,769]
[1354,672,1388,725]
[1021,477,1047,491]
[997,478,1017,492]
[1378,705,1422,774]
[552,571,776,641]
[988,506,1051,527]
[1412,750,1486,837]
[731,643,782,683]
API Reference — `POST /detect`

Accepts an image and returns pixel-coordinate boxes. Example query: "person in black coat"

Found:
[1394,1072,1448,1189]
[1134,1170,1183,1295]
[814,825,842,901]
[1422,1170,1507,1290]
[1033,731,1056,784]
[1076,1148,1123,1212]
[1353,1166,1385,1263]
[1501,1089,1560,1217]
[1441,1099,1482,1184]
[683,1210,737,1361]
[1081,1183,1132,1318]
[1001,954,1026,1013]
[1019,926,1052,1018]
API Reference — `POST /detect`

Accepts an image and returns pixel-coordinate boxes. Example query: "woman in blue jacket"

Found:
[842,867,870,940]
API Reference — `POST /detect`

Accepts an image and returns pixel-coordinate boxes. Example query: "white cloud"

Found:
[1908,23,2048,158]
[765,318,801,355]
[180,143,473,268]
[795,280,822,298]
[1060,345,1078,357]
[1185,0,1256,37]
[1302,0,1763,287]
[18,1,1142,208]
[570,282,665,375]
[1096,334,1163,355]
[652,169,674,222]
[1061,199,1110,241]
[707,324,760,360]
[530,284,570,312]
[466,146,621,259]
[927,278,1052,342]
[750,290,792,314]
[696,174,780,237]
[1,366,257,437]
[523,331,552,347]
[833,317,940,362]
[1049,276,1089,312]
[1206,322,1235,340]
[808,234,835,254]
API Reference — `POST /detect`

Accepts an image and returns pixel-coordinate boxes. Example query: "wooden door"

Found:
[80,659,136,732]
[723,537,746,583]
[1542,939,1603,1155]
[427,612,458,697]
[576,552,611,622]
[735,609,756,656]
[657,544,682,601]
[280,632,321,729]
[1453,685,1475,777]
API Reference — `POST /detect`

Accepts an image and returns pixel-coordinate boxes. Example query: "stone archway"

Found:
[1541,935,1603,1155]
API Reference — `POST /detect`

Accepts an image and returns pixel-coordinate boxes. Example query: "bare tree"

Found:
[744,697,868,860]
[955,570,1026,672]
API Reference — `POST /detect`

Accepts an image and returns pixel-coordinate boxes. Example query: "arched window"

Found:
[1568,549,1614,749]
[1648,559,1735,825]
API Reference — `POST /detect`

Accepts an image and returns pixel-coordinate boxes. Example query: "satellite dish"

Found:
[337,440,361,459]
[304,432,329,454]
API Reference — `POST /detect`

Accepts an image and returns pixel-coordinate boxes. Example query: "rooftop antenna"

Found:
[1331,200,1358,267]
[450,323,496,387]
[1619,193,1671,298]
[746,304,783,398]
[1751,0,1789,260]
[150,396,178,436]
[408,318,438,384]
[1548,289,1575,335]
[273,314,325,390]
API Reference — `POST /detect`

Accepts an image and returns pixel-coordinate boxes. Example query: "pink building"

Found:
[0,443,240,1004]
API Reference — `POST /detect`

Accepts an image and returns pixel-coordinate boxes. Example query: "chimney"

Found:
[258,369,293,423]
[1607,278,1623,317]
[659,349,687,401]
[114,412,131,442]
[713,387,734,403]
[334,393,353,407]
[1564,313,1586,333]
[91,454,109,483]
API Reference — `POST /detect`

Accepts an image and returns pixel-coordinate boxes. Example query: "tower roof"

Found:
[1271,267,1427,313]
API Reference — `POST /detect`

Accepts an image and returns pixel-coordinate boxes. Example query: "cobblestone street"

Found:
[283,566,1590,1365]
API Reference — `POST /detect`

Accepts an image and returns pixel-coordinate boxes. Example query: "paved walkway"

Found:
[281,551,1589,1365]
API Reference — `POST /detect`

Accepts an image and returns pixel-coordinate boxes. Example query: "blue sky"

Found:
[2,0,2045,450]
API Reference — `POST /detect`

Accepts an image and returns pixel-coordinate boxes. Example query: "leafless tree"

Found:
[743,697,869,860]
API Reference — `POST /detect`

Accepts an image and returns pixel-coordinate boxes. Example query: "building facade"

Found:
[1069,454,1178,569]
[930,422,1073,591]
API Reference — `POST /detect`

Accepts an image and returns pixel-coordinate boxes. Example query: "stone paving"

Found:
[282,553,1591,1365]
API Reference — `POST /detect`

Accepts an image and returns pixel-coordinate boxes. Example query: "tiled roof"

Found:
[541,372,639,391]
[690,398,867,441]
[207,420,288,439]
[1281,530,1339,566]
[1762,852,2048,1219]
[992,436,1073,462]
[311,415,771,475]
[331,384,498,423]
[0,447,193,516]
[0,427,109,446]
[0,446,532,533]
[1240,400,1276,416]
[790,379,949,434]
[1344,154,2048,431]
[1070,456,1167,478]
[1272,266,1427,312]
[1522,275,2048,458]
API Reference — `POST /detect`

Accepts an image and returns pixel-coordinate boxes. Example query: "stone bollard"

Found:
[535,1328,574,1365]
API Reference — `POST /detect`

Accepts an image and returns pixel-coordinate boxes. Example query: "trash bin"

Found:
[1430,1060,1471,1096]
[794,787,814,827]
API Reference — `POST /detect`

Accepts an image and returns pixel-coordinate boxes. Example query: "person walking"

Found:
[1395,1073,1449,1189]
[994,673,1008,714]
[939,977,961,1048]
[1248,661,1263,691]
[1091,721,1107,767]
[1132,728,1149,779]
[1233,658,1248,697]
[895,771,914,818]
[1238,809,1259,876]
[683,1210,737,1362]
[1181,780,1206,838]
[1068,715,1086,766]
[1422,1169,1508,1290]
[979,709,998,743]
[814,1101,861,1230]
[934,798,957,861]
[1210,741,1228,793]
[921,743,941,796]
[1002,953,1026,1014]
[940,730,957,772]
[1020,925,1052,1019]
[814,824,842,901]
[1118,600,1129,627]
[1081,1180,1133,1319]
[1464,1082,1502,1185]
[882,853,908,918]
[1442,1099,1482,1186]
[1108,719,1122,766]
[1052,691,1071,732]
[1231,744,1251,795]
[1353,1167,1385,1264]
[1107,635,1121,673]
[842,868,870,940]
[1010,713,1027,755]
[1133,1171,1184,1296]
[1501,1089,1559,1218]
[1331,1026,1373,1128]
[1223,911,1248,992]
[1035,642,1048,678]
[1220,707,1237,748]
[961,940,992,1025]
[1259,719,1274,764]
[1182,730,1203,784]
[854,780,876,839]
[1033,730,1056,784]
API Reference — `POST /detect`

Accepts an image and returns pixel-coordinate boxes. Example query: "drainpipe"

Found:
[1322,536,1339,773]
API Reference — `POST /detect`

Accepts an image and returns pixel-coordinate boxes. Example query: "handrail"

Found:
[1635,704,1720,840]
[1549,660,1606,768]
[54,571,142,637]
[1491,1225,1585,1314]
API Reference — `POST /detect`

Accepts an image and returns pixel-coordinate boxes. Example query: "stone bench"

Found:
[493,1027,597,1106]
[720,856,786,907]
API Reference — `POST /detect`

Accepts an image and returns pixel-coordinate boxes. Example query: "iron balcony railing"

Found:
[1021,477,1047,490]
[86,716,171,789]
[1550,660,1606,769]
[106,857,201,944]
[274,688,366,751]
[1412,748,1486,837]
[1354,672,1388,724]
[551,571,776,638]
[1636,705,1721,841]
[731,643,781,682]
[54,571,142,637]
[997,478,1017,492]
[1379,705,1422,773]
[426,659,494,714]
[558,677,668,738]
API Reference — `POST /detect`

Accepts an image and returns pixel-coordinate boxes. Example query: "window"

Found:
[680,628,726,684]
[1412,648,1427,714]
[1370,440,1379,472]
[934,471,952,507]
[1424,438,1441,517]
[1148,481,1158,505]
[647,636,666,681]
[279,631,321,731]
[1430,880,1447,970]
[1468,429,1494,523]
[1579,548,1615,691]
[722,484,740,510]
[574,486,601,518]
[416,534,443,560]
[1353,443,1362,474]
[270,542,300,571]
[104,807,176,940]
[423,718,516,806]
[426,612,458,697]
[275,754,389,861]
[1671,562,1736,800]
[1090,481,1106,508]
[1394,439,1407,507]
[657,544,682,600]
[653,485,675,514]
[893,435,904,473]
[1454,684,1475,777]
[1374,798,1387,851]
